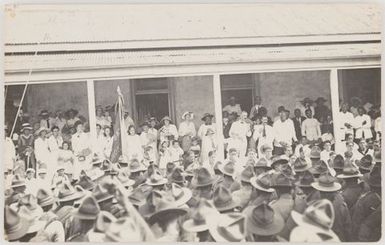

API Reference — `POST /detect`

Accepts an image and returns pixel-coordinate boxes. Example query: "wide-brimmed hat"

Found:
[4,206,30,241]
[272,173,293,187]
[66,108,79,116]
[191,167,217,187]
[20,123,33,132]
[145,171,168,186]
[364,166,381,187]
[357,155,373,171]
[208,212,245,242]
[250,173,275,193]
[37,167,47,175]
[311,173,341,192]
[36,188,55,207]
[240,165,255,183]
[309,146,322,159]
[26,168,35,174]
[296,170,315,188]
[117,155,129,168]
[17,202,46,234]
[219,161,235,177]
[169,183,192,207]
[129,159,147,173]
[169,167,186,185]
[183,199,216,232]
[293,158,311,172]
[309,160,329,176]
[10,174,26,188]
[271,155,289,168]
[92,184,114,203]
[58,182,85,203]
[246,202,284,236]
[17,194,44,220]
[213,186,239,212]
[290,226,340,242]
[255,158,271,169]
[182,111,194,120]
[88,211,117,242]
[331,154,345,170]
[73,195,100,220]
[75,175,97,191]
[39,109,49,116]
[291,199,335,231]
[35,127,49,136]
[160,116,172,123]
[337,160,363,179]
[301,97,313,104]
[103,217,142,242]
[148,192,188,225]
[128,184,153,207]
[117,171,135,188]
[201,113,214,121]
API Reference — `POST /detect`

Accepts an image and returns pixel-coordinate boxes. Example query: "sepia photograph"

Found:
[2,3,382,242]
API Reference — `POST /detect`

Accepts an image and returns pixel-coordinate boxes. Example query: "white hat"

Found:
[181,111,194,120]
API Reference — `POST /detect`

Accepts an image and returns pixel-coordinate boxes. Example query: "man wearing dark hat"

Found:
[351,165,381,242]
[191,167,217,200]
[232,165,255,210]
[246,173,275,207]
[299,97,315,117]
[5,174,27,205]
[215,161,240,192]
[337,160,363,211]
[312,172,352,242]
[271,173,294,222]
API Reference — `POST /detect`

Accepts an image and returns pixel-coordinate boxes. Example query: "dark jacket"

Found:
[292,116,306,140]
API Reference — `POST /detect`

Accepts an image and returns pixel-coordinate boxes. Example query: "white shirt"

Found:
[223,104,242,115]
[273,119,297,147]
[253,124,275,147]
[47,135,63,152]
[71,132,91,155]
[34,137,51,164]
[339,111,354,135]
[178,121,196,137]
[353,114,373,139]
[169,146,184,163]
[159,124,179,143]
[229,120,252,142]
[301,118,321,141]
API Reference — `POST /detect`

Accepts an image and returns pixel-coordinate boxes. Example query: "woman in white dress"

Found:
[126,125,143,161]
[198,113,217,162]
[57,141,75,176]
[102,126,114,160]
[34,127,53,173]
[178,111,196,152]
[159,116,178,144]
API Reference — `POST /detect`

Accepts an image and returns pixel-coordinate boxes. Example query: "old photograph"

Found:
[3,3,382,242]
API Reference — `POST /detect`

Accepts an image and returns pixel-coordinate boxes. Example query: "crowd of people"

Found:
[3,94,382,242]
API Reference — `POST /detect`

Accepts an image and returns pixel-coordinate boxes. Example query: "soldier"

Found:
[337,159,363,211]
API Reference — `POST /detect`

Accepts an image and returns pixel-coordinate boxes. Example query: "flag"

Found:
[110,86,127,163]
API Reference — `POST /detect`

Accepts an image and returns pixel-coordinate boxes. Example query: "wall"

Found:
[257,71,331,118]
[172,76,215,127]
[26,81,89,119]
[94,79,132,116]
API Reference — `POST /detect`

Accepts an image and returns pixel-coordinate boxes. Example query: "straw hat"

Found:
[208,212,245,242]
[72,195,100,220]
[181,111,194,120]
[213,186,240,212]
[169,183,192,207]
[311,173,341,192]
[250,173,275,193]
[148,192,188,225]
[337,160,363,179]
[36,188,55,208]
[160,116,172,124]
[183,199,216,232]
[20,123,32,132]
[245,202,284,236]
[4,206,30,241]
[35,127,49,136]
[191,167,217,188]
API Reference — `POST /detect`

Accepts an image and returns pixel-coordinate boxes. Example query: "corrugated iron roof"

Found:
[4,4,381,51]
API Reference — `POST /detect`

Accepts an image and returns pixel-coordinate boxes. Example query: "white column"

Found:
[330,69,343,153]
[87,79,97,143]
[213,74,225,161]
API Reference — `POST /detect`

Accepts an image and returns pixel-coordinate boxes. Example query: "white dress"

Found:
[198,123,217,162]
[125,134,144,161]
[353,114,373,139]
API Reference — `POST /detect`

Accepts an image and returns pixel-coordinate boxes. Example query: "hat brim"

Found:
[6,216,31,241]
[148,208,187,225]
[175,188,193,207]
[20,127,33,132]
[246,211,284,236]
[38,198,55,208]
[88,231,105,242]
[11,183,26,188]
[191,176,218,188]
[215,200,239,212]
[291,210,331,232]
[310,182,341,192]
[294,165,311,172]
[201,115,214,121]
[145,178,168,186]
[58,191,84,203]
[251,180,275,193]
[183,219,209,233]
[337,173,363,179]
